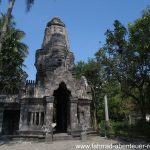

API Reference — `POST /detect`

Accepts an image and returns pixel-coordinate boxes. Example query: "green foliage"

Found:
[74,61,86,79]
[97,7,150,122]
[0,14,28,93]
[130,121,150,140]
[99,120,150,140]
[75,6,150,139]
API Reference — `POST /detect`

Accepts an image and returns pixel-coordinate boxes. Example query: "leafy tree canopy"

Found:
[0,14,28,94]
[75,6,150,125]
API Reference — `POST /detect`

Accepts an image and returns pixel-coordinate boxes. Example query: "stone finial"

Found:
[80,76,88,88]
[47,17,65,27]
[42,17,69,49]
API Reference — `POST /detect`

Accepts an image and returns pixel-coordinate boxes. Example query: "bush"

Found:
[99,120,150,141]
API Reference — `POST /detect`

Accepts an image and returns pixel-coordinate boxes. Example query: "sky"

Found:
[0,0,150,80]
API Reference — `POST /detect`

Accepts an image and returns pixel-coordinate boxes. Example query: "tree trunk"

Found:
[0,0,15,69]
[91,86,98,131]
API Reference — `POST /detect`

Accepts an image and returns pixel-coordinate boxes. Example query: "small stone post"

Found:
[104,95,110,137]
[104,95,109,122]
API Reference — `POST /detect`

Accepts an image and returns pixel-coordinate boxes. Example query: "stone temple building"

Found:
[0,17,92,138]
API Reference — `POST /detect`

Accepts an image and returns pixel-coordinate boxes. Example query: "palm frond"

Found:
[13,29,26,39]
[26,0,34,11]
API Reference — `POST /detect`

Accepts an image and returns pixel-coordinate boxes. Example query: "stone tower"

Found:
[35,17,75,97]
[0,17,93,137]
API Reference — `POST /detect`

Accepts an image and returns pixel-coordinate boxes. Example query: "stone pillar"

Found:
[45,96,54,126]
[30,112,34,126]
[39,112,41,126]
[44,96,54,142]
[78,99,92,131]
[85,104,91,130]
[19,103,28,131]
[34,112,37,125]
[70,97,80,136]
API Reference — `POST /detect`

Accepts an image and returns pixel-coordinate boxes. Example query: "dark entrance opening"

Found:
[2,110,20,135]
[53,82,71,133]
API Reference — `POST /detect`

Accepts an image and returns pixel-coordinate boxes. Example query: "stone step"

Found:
[0,134,45,142]
[87,130,98,136]
[53,133,80,141]
[53,133,72,141]
[0,132,97,142]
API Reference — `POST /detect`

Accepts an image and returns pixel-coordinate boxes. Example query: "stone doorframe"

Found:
[44,96,80,136]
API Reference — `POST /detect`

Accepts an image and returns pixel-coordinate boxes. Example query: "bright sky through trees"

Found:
[0,0,149,79]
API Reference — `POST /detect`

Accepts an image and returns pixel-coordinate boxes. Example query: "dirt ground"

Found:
[0,136,149,150]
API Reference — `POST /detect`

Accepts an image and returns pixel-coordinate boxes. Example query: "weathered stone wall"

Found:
[19,98,45,131]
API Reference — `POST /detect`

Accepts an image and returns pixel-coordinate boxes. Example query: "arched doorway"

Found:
[53,82,71,133]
